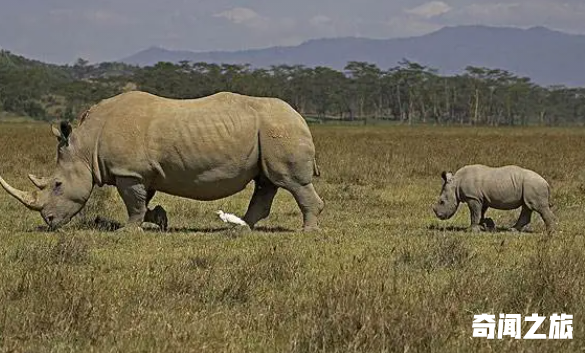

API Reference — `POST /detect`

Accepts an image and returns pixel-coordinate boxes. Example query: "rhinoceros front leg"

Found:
[115,177,168,231]
[467,199,483,232]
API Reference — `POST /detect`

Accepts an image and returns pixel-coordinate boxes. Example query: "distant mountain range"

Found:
[120,25,585,87]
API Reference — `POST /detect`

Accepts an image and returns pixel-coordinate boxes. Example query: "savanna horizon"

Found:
[0,122,583,352]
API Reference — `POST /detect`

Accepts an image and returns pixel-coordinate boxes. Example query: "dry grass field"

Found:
[0,122,584,352]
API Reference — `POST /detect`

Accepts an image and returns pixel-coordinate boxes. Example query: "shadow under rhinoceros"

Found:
[427,224,536,234]
[30,217,124,232]
[31,225,55,232]
[166,225,294,234]
[31,216,295,234]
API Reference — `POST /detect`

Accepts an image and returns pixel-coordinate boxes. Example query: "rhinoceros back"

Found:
[455,164,548,210]
[83,92,267,200]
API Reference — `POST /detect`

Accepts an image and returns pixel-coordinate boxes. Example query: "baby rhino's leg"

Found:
[479,205,495,231]
[467,199,483,232]
[511,206,532,232]
[524,181,557,233]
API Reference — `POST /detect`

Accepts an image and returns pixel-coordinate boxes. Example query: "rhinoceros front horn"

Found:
[28,174,50,190]
[0,175,43,211]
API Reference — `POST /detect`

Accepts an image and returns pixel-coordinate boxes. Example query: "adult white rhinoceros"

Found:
[0,91,325,232]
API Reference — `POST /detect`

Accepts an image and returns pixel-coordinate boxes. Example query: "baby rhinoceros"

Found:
[432,164,556,233]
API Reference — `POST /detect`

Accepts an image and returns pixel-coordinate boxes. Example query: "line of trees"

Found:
[2,49,585,126]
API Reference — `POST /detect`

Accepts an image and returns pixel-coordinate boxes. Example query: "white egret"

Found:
[215,210,248,226]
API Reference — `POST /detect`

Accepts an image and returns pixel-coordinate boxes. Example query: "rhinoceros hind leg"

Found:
[286,183,324,232]
[480,217,496,232]
[243,177,278,229]
[259,147,324,230]
[535,206,556,233]
[142,190,168,231]
[145,205,168,231]
[512,206,532,232]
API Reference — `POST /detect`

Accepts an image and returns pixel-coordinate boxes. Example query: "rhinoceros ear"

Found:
[51,121,72,143]
[441,171,454,183]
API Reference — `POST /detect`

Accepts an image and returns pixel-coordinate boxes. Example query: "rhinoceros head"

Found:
[0,122,93,229]
[433,171,459,220]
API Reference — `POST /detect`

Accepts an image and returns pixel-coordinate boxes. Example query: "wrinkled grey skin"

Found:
[0,91,324,232]
[433,164,556,233]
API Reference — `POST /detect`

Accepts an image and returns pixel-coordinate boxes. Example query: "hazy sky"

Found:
[2,0,585,64]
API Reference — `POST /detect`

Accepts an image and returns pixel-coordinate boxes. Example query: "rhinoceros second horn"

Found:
[28,174,50,190]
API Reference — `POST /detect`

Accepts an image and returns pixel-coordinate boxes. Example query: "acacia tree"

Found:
[4,48,585,125]
[344,61,383,119]
[309,67,348,118]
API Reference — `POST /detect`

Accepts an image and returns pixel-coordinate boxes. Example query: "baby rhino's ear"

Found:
[441,171,454,183]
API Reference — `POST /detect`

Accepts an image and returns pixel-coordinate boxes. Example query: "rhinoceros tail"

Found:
[313,159,321,177]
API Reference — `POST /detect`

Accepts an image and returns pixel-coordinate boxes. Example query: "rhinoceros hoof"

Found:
[152,205,168,231]
[302,225,321,233]
[226,224,251,237]
[509,226,531,233]
[116,224,144,233]
[469,225,482,233]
